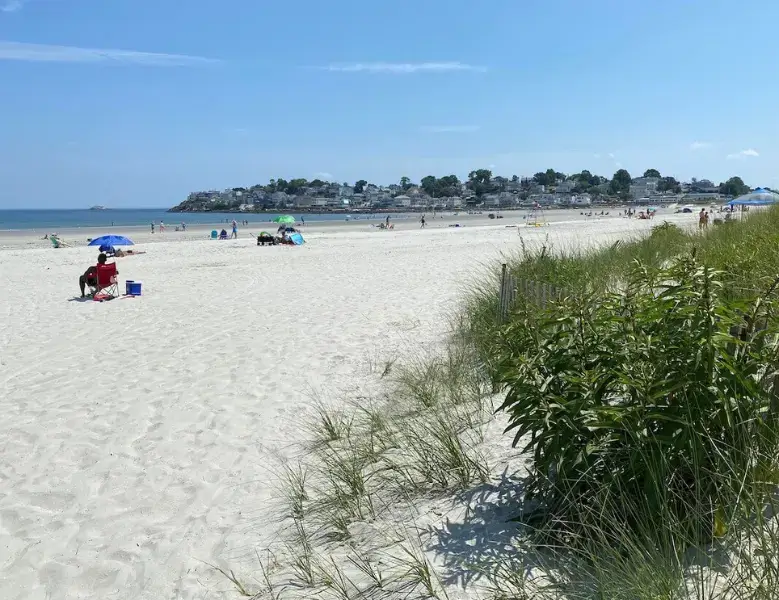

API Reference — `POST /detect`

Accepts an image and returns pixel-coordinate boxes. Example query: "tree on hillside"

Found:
[354,180,367,194]
[310,179,327,188]
[511,175,519,183]
[657,176,681,193]
[572,169,601,192]
[468,169,493,184]
[719,176,750,198]
[420,175,437,196]
[643,169,661,178]
[400,176,412,190]
[467,169,494,196]
[493,176,508,192]
[286,178,308,195]
[436,174,461,197]
[609,169,632,195]
[532,169,561,187]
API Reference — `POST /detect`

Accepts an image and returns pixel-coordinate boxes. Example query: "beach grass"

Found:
[457,208,779,599]
[209,209,779,599]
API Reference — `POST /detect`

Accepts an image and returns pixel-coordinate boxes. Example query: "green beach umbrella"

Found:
[273,215,296,224]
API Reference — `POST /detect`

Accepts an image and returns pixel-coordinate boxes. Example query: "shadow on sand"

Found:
[427,469,540,588]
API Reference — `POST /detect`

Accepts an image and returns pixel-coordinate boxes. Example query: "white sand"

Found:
[0,212,696,599]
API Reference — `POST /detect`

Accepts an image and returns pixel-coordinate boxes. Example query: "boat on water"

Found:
[89,205,107,210]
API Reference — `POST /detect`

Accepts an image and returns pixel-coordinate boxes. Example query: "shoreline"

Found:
[0,207,670,250]
[0,204,659,233]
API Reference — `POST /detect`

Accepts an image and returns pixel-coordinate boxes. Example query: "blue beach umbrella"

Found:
[730,188,779,206]
[88,234,135,247]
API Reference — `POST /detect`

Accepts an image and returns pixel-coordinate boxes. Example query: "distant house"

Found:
[571,194,592,206]
[629,177,661,200]
[555,180,576,194]
[483,194,500,207]
[682,192,724,203]
[531,193,557,206]
[293,196,314,208]
[445,197,464,209]
[394,195,412,207]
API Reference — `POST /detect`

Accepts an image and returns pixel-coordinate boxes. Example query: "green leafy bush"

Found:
[495,258,779,544]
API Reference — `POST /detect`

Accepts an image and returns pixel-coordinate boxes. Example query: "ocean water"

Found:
[0,209,404,231]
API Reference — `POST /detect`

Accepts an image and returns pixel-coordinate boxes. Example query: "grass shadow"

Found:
[428,468,534,588]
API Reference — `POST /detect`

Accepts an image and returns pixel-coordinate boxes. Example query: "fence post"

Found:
[497,263,508,324]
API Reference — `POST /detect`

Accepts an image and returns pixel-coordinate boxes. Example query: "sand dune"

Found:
[0,214,692,599]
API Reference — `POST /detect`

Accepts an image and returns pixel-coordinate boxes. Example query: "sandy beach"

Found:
[0,211,695,599]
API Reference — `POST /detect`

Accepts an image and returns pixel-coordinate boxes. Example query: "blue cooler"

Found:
[126,281,142,296]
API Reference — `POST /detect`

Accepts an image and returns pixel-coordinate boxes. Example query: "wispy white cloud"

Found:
[690,141,712,150]
[726,148,759,160]
[314,172,333,180]
[0,41,219,66]
[1,0,25,13]
[322,61,486,74]
[420,125,480,133]
[607,152,616,159]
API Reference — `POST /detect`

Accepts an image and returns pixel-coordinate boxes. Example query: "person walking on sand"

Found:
[699,209,706,230]
[151,221,155,234]
[231,219,238,239]
[420,214,426,228]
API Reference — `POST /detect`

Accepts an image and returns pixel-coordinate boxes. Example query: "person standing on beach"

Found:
[421,215,426,228]
[386,215,390,228]
[231,219,238,239]
[699,209,706,229]
[151,222,155,234]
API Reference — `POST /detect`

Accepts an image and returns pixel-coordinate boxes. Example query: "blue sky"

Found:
[0,0,776,208]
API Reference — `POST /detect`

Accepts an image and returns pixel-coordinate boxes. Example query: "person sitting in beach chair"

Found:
[80,253,119,298]
[79,253,115,297]
[219,229,229,240]
[92,260,119,299]
[79,254,103,297]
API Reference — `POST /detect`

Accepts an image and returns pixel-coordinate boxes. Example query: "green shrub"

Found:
[495,257,779,545]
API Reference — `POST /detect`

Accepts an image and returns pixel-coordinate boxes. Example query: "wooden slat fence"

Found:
[497,263,568,323]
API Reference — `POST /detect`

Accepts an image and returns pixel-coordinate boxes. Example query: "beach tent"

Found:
[88,234,134,247]
[289,233,305,245]
[729,188,779,206]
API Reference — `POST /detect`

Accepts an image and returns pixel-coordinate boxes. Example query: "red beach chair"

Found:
[92,262,119,299]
